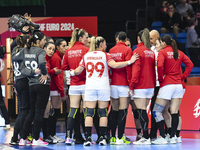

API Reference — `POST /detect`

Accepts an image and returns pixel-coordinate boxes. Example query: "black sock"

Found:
[176,130,180,137]
[157,120,165,138]
[170,114,179,138]
[117,109,127,139]
[74,110,83,139]
[67,117,76,138]
[42,118,49,139]
[85,127,92,138]
[110,108,118,137]
[93,109,99,136]
[138,109,149,139]
[49,109,60,136]
[136,129,141,135]
[80,112,85,133]
[99,127,107,138]
[65,112,68,135]
[168,128,171,136]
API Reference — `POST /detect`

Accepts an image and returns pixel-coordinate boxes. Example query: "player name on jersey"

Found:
[87,56,102,60]
[25,54,36,58]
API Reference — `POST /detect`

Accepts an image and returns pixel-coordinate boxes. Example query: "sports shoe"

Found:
[74,137,85,144]
[43,136,57,144]
[3,124,10,130]
[65,137,75,145]
[121,136,131,144]
[83,136,92,146]
[98,136,107,146]
[27,135,33,142]
[169,137,176,144]
[9,137,19,146]
[110,137,116,145]
[32,138,48,146]
[53,135,65,143]
[122,134,131,142]
[133,137,151,145]
[136,133,143,141]
[115,138,124,145]
[176,136,182,143]
[19,138,31,146]
[165,133,170,142]
[151,137,168,145]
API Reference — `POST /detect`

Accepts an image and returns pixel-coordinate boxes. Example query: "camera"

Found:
[0,46,6,59]
[8,14,40,35]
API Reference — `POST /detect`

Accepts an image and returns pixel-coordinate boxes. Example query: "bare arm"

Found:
[70,66,84,76]
[108,53,139,68]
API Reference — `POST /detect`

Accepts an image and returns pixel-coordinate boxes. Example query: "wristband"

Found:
[70,70,75,76]
[127,61,131,65]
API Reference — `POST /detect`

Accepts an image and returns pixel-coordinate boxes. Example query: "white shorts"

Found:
[132,88,154,99]
[110,85,129,99]
[181,89,186,98]
[85,89,110,101]
[69,85,85,95]
[50,91,60,96]
[157,84,183,100]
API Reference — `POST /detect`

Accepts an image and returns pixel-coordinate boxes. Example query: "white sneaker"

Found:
[19,138,31,146]
[133,137,151,145]
[165,133,170,142]
[53,135,65,143]
[136,133,143,141]
[98,136,107,146]
[3,124,10,130]
[115,138,124,145]
[152,137,168,145]
[32,138,48,146]
[176,136,182,143]
[169,137,176,144]
[65,137,75,145]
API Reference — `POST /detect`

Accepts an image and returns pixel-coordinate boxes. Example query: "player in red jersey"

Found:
[69,36,139,146]
[152,34,193,144]
[62,28,89,145]
[109,31,132,145]
[129,28,156,145]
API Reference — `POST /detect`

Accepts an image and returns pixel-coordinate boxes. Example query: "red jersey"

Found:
[157,45,193,88]
[49,50,65,97]
[129,43,156,90]
[45,55,56,78]
[109,42,132,86]
[62,42,89,85]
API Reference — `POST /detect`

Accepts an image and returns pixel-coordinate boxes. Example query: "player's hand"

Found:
[130,53,139,64]
[54,67,62,75]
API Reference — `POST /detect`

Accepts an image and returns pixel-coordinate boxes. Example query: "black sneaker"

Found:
[83,136,92,146]
[43,136,57,144]
[75,137,85,144]
[9,137,19,146]
[98,136,107,146]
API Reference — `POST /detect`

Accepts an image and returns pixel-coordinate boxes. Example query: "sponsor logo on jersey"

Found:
[68,50,82,58]
[25,54,36,58]
[110,53,122,60]
[193,98,200,118]
[144,50,154,58]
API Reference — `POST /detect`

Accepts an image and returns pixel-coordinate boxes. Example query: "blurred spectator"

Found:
[195,11,200,37]
[160,4,182,38]
[157,0,169,21]
[175,0,193,17]
[188,0,199,12]
[181,9,194,31]
[125,38,131,48]
[187,17,200,66]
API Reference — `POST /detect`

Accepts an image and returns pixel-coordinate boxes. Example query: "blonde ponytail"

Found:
[69,28,79,48]
[141,28,151,50]
[89,36,96,52]
[89,36,105,52]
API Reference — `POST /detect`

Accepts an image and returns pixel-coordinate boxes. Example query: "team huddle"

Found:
[10,27,193,147]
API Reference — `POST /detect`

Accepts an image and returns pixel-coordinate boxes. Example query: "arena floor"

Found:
[0,123,200,150]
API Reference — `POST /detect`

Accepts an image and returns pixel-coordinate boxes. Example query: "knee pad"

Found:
[153,103,164,122]
[132,110,139,119]
[68,108,78,118]
[85,108,95,117]
[98,108,108,118]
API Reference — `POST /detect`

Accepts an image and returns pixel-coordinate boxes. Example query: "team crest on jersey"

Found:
[193,98,200,118]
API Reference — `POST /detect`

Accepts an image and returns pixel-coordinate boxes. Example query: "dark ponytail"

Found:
[27,31,45,50]
[137,28,151,49]
[161,34,179,60]
[16,35,24,52]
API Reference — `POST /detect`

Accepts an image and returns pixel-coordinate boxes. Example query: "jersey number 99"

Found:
[86,62,105,78]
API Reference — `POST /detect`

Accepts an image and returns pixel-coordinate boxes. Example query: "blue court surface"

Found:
[0,123,200,150]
